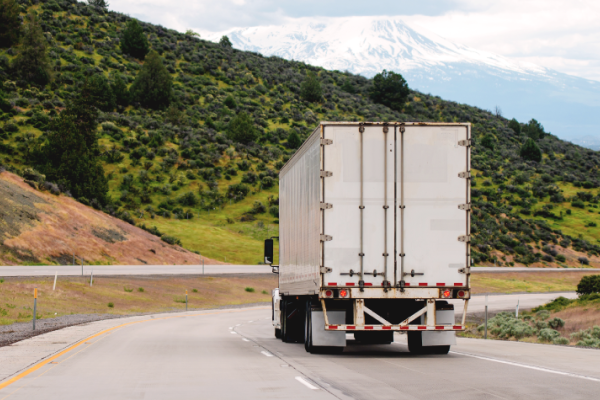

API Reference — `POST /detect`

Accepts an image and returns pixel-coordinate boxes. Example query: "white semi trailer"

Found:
[264,122,471,354]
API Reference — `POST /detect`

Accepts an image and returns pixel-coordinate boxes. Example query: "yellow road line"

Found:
[0,307,268,392]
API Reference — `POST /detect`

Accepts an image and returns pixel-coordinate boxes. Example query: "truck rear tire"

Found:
[275,328,282,339]
[304,301,314,352]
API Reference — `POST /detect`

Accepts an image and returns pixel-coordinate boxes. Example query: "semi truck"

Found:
[264,122,471,354]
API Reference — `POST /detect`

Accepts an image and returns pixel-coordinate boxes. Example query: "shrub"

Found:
[538,328,560,342]
[548,317,565,329]
[578,257,590,265]
[130,51,172,110]
[192,289,198,293]
[300,72,322,103]
[244,287,255,293]
[556,254,566,262]
[138,287,144,292]
[577,275,600,295]
[124,287,133,292]
[227,112,257,144]
[269,205,279,218]
[161,235,182,246]
[572,200,585,208]
[479,312,535,340]
[536,310,551,320]
[287,130,302,149]
[108,302,114,308]
[0,0,21,48]
[223,95,236,109]
[553,337,569,345]
[13,12,52,86]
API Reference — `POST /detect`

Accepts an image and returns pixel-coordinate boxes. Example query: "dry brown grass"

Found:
[0,172,221,266]
[553,306,600,337]
[471,271,597,294]
[0,275,277,325]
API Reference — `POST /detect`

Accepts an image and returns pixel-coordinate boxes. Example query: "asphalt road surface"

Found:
[0,293,597,399]
[1,264,598,277]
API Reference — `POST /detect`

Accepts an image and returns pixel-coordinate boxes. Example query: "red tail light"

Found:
[339,289,348,298]
[457,290,468,298]
[442,290,452,298]
[324,290,333,298]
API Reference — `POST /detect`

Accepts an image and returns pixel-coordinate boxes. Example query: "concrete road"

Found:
[0,293,597,399]
[1,264,598,277]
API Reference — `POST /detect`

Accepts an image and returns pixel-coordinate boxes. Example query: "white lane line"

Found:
[242,338,250,342]
[235,324,241,326]
[230,331,237,334]
[295,376,319,390]
[261,351,273,357]
[450,351,600,383]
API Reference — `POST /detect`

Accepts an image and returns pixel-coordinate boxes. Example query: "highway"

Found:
[0,293,597,399]
[1,264,598,277]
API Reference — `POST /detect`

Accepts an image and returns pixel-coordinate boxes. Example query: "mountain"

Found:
[1,0,600,269]
[212,17,600,145]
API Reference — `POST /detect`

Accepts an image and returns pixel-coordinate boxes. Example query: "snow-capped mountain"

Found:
[207,17,600,144]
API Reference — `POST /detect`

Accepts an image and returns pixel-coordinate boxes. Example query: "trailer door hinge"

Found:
[320,170,333,178]
[458,235,471,243]
[458,171,471,179]
[458,203,471,211]
[320,234,333,242]
[320,138,333,145]
[320,202,333,210]
[458,139,471,147]
[320,267,332,274]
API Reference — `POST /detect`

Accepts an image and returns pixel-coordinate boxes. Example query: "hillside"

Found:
[0,170,217,265]
[0,0,600,267]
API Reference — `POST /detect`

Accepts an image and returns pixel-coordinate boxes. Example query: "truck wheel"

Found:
[407,331,425,354]
[304,302,314,352]
[275,328,282,339]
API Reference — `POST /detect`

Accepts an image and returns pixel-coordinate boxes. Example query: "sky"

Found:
[109,0,600,82]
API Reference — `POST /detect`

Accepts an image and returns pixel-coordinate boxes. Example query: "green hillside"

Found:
[1,0,600,267]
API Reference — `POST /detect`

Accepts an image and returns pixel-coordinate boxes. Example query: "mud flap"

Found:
[422,309,456,347]
[312,310,346,347]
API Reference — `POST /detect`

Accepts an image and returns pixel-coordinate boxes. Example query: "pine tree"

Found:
[287,130,302,149]
[369,70,410,111]
[300,72,322,103]
[0,0,21,48]
[120,19,149,60]
[32,81,108,204]
[87,75,115,112]
[111,74,129,106]
[508,118,521,134]
[524,118,545,140]
[12,11,52,86]
[227,112,257,144]
[219,35,232,48]
[130,51,172,110]
[520,138,542,162]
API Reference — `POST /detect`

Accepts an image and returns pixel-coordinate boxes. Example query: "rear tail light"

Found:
[339,289,349,298]
[442,289,452,298]
[324,290,333,298]
[456,290,468,298]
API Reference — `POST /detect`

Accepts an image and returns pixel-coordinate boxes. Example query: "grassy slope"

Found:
[0,0,599,265]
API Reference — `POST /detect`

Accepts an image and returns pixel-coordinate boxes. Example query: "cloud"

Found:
[108,0,600,81]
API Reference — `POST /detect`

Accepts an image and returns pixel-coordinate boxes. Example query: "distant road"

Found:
[1,265,598,277]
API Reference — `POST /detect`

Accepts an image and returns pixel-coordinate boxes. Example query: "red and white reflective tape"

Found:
[326,325,464,331]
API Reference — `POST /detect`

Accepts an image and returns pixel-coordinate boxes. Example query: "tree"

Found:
[219,35,232,48]
[130,51,172,110]
[32,81,108,204]
[520,138,542,162]
[0,0,21,48]
[368,69,409,111]
[12,12,52,86]
[111,74,129,106]
[341,79,356,94]
[481,134,496,150]
[88,0,109,10]
[287,130,302,149]
[86,75,115,112]
[524,118,545,140]
[508,118,521,134]
[185,29,200,38]
[165,103,182,125]
[120,19,149,60]
[223,95,236,109]
[227,112,257,144]
[300,72,322,103]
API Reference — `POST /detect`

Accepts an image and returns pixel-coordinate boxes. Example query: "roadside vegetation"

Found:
[0,275,276,325]
[470,271,597,294]
[461,275,600,348]
[0,0,600,265]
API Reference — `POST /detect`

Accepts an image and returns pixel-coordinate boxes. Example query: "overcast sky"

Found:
[110,0,600,81]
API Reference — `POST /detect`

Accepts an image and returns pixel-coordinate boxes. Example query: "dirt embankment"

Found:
[0,171,220,266]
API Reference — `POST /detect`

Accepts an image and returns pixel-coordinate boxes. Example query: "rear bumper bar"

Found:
[326,324,465,331]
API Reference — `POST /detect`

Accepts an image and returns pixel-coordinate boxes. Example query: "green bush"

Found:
[161,235,182,246]
[368,69,409,111]
[548,317,565,329]
[538,328,560,342]
[553,337,569,345]
[130,51,172,110]
[120,19,149,59]
[300,72,322,103]
[244,287,255,293]
[108,302,114,308]
[227,112,257,144]
[478,312,535,340]
[556,254,566,262]
[577,275,600,295]
[520,138,542,162]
